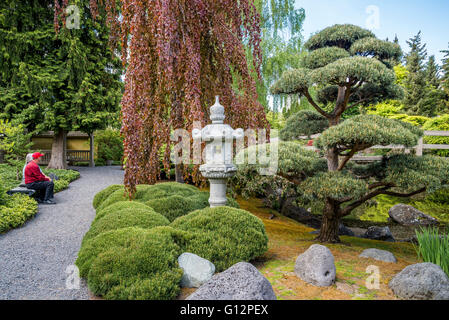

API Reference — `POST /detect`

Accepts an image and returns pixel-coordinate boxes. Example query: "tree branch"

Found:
[340,187,390,217]
[338,143,370,171]
[302,89,332,119]
[340,186,427,217]
[383,188,426,198]
[346,97,371,110]
[338,148,357,171]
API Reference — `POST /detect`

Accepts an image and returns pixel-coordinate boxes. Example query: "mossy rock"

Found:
[171,206,268,271]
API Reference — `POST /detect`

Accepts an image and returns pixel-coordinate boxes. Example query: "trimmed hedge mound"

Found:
[146,193,209,222]
[78,227,184,300]
[96,183,240,222]
[77,183,267,300]
[96,183,201,211]
[83,209,170,242]
[171,206,269,271]
[95,201,154,222]
[93,185,123,209]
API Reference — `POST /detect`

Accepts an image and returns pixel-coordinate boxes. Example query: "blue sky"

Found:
[296,0,449,64]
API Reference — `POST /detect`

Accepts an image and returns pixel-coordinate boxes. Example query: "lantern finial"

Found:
[210,96,225,124]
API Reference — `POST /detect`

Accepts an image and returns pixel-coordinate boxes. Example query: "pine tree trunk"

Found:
[89,133,95,168]
[47,130,67,169]
[326,147,339,171]
[317,198,341,243]
[175,164,184,183]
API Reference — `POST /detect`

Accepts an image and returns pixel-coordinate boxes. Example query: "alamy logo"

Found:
[366,5,380,30]
[66,5,80,30]
[365,265,380,290]
[65,265,80,290]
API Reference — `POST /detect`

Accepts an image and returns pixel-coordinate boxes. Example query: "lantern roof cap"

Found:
[210,96,225,124]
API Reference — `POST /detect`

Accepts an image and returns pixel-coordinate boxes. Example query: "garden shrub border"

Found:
[77,182,268,300]
[0,166,81,234]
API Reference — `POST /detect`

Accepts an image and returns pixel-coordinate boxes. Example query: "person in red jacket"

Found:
[25,152,56,205]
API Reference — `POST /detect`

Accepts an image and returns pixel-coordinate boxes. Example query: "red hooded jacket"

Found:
[25,161,50,184]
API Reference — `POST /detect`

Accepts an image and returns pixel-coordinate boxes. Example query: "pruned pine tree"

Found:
[271,24,449,243]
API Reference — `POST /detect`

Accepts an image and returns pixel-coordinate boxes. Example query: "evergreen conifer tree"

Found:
[0,0,123,169]
[403,31,428,114]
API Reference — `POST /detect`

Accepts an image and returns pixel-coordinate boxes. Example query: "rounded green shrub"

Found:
[78,227,185,300]
[95,201,153,221]
[77,226,183,278]
[96,183,201,211]
[0,194,38,233]
[146,194,208,222]
[84,209,170,242]
[87,228,183,300]
[171,207,268,271]
[93,185,124,209]
[145,191,240,222]
[96,186,137,211]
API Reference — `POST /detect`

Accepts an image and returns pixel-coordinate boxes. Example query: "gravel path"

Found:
[0,166,124,300]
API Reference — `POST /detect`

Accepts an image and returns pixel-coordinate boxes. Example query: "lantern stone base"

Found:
[208,178,228,208]
[200,164,237,208]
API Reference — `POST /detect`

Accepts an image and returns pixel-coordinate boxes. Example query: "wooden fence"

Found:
[353,131,449,162]
[39,150,92,165]
[303,131,449,162]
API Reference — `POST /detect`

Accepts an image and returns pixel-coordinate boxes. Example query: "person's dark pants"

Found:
[26,181,54,201]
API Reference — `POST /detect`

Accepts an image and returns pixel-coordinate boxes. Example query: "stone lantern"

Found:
[193,96,244,207]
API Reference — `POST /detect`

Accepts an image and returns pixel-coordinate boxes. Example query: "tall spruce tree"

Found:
[426,55,440,88]
[441,44,449,111]
[0,0,123,169]
[417,54,445,116]
[403,31,428,114]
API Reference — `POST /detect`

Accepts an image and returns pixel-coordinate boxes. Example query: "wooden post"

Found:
[89,133,95,168]
[63,130,67,166]
[416,137,424,156]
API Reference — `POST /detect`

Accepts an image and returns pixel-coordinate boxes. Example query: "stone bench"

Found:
[6,173,58,198]
[7,185,36,197]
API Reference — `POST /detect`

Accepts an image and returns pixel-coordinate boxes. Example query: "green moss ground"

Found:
[237,197,421,301]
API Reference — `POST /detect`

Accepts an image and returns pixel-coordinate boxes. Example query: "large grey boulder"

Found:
[294,244,336,287]
[359,248,397,263]
[389,263,449,300]
[363,226,395,242]
[338,224,355,237]
[178,253,215,288]
[389,204,439,226]
[187,262,276,300]
[309,224,355,237]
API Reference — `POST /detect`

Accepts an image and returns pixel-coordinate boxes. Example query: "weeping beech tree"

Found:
[61,0,269,194]
[271,24,449,243]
